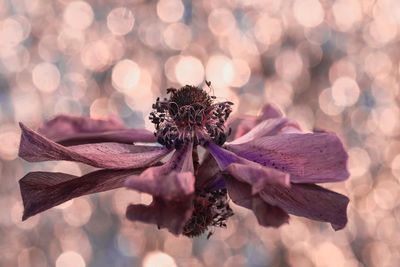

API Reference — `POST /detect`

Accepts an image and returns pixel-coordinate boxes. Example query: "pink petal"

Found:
[227,104,282,140]
[125,144,195,200]
[227,133,349,183]
[258,104,283,120]
[19,123,170,169]
[225,177,289,227]
[126,197,194,235]
[55,129,157,146]
[228,118,290,145]
[205,142,290,193]
[259,183,349,230]
[38,115,125,140]
[20,169,140,220]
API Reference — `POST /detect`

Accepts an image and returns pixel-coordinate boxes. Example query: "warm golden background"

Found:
[0,0,399,266]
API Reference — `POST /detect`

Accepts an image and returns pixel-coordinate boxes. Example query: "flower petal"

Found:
[38,115,125,140]
[125,143,195,199]
[228,118,290,145]
[55,129,157,146]
[205,142,290,193]
[227,133,349,183]
[19,169,140,220]
[224,176,289,227]
[259,183,349,230]
[228,104,283,140]
[126,197,194,235]
[19,123,170,169]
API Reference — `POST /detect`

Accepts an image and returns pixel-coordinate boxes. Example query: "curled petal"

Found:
[227,133,349,183]
[125,143,195,200]
[225,177,289,227]
[259,183,349,230]
[205,142,290,193]
[55,129,157,146]
[19,123,170,169]
[38,115,125,140]
[126,197,194,235]
[20,169,140,220]
[228,118,290,145]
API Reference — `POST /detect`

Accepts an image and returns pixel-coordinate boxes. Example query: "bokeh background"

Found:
[0,0,399,266]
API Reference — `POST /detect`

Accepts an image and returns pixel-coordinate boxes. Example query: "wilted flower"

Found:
[18,83,349,231]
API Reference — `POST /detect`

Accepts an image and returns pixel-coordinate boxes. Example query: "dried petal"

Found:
[38,115,125,140]
[228,118,290,145]
[225,177,289,227]
[259,183,349,230]
[19,123,170,169]
[227,133,349,183]
[125,143,195,199]
[20,169,140,220]
[205,142,290,193]
[126,197,194,235]
[55,129,157,146]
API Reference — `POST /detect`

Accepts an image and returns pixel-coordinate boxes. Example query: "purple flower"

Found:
[18,84,349,231]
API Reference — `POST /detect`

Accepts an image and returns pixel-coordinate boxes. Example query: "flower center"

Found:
[150,84,233,149]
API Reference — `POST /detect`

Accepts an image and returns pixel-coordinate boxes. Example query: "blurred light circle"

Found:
[32,62,61,93]
[156,0,184,23]
[206,55,234,88]
[90,98,113,119]
[230,59,251,87]
[275,50,303,81]
[57,28,85,54]
[112,59,141,92]
[318,88,344,116]
[81,41,112,71]
[264,79,293,108]
[143,251,177,267]
[332,0,362,32]
[39,35,60,62]
[107,7,135,36]
[0,127,20,160]
[391,154,400,181]
[175,56,204,86]
[0,17,24,48]
[164,55,180,83]
[163,23,192,50]
[348,147,371,177]
[18,247,47,267]
[63,198,92,227]
[331,76,360,107]
[254,15,282,45]
[364,52,392,79]
[208,8,236,36]
[1,45,30,73]
[56,251,85,267]
[64,1,94,30]
[293,0,324,28]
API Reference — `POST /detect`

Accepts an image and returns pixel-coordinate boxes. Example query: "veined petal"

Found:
[205,142,290,193]
[20,169,141,220]
[259,183,349,230]
[226,133,349,183]
[228,118,290,145]
[38,115,125,140]
[224,177,289,227]
[126,197,194,235]
[55,129,157,146]
[125,143,195,200]
[19,123,170,169]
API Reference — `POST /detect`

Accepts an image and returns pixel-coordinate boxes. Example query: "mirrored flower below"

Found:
[19,167,348,238]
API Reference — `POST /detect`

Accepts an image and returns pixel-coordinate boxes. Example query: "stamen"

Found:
[182,188,234,238]
[150,84,233,149]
